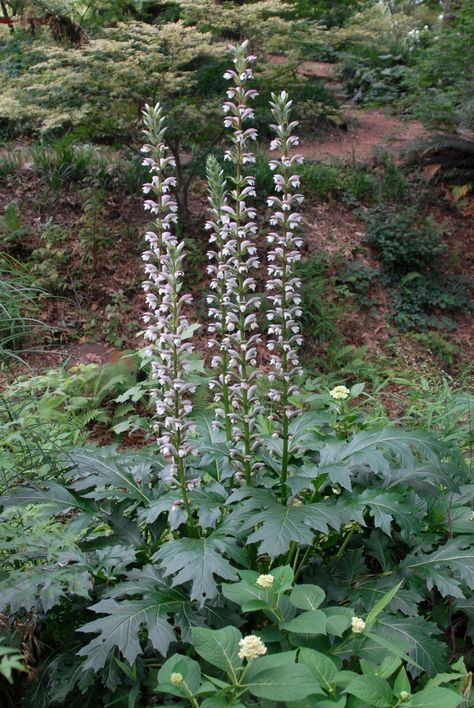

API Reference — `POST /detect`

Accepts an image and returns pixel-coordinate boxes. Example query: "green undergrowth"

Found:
[0,361,472,705]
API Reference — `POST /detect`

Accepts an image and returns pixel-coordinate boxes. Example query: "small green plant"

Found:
[0,201,30,250]
[32,138,97,190]
[338,260,379,309]
[0,637,26,686]
[78,189,110,277]
[410,331,460,368]
[295,254,346,345]
[363,204,471,330]
[375,153,408,202]
[0,149,22,179]
[0,254,48,362]
[338,42,414,106]
[29,219,73,292]
[365,205,446,275]
[103,290,132,347]
[297,160,374,202]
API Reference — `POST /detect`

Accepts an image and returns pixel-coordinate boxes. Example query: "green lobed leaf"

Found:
[78,585,188,670]
[400,539,474,599]
[155,535,239,606]
[373,616,447,677]
[63,446,152,504]
[229,488,344,558]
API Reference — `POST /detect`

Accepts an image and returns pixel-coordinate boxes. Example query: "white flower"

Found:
[256,574,274,589]
[238,635,267,661]
[470,511,474,521]
[265,90,304,437]
[170,672,184,686]
[400,691,410,701]
[351,617,366,634]
[329,385,350,400]
[141,103,196,472]
[208,41,262,467]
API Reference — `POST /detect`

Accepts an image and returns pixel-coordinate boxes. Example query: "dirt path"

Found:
[271,56,428,163]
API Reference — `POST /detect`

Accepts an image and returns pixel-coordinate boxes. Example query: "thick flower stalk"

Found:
[266,91,304,503]
[205,155,233,441]
[216,40,263,483]
[141,103,197,532]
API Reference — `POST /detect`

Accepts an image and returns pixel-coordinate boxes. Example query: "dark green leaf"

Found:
[374,616,447,677]
[401,540,474,599]
[155,535,239,606]
[78,585,187,670]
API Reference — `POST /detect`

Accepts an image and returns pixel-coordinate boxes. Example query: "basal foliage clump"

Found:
[0,42,473,707]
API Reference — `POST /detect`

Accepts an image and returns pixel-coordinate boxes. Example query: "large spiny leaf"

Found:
[154,534,239,606]
[319,428,444,474]
[400,539,474,599]
[228,488,344,558]
[0,481,88,516]
[343,488,422,538]
[78,583,188,670]
[0,566,92,613]
[63,446,152,504]
[372,615,447,677]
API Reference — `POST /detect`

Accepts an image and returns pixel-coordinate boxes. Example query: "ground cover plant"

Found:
[0,40,473,707]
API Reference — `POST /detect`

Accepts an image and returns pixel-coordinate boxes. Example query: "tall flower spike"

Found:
[205,155,233,441]
[221,41,262,484]
[141,103,197,533]
[266,91,304,503]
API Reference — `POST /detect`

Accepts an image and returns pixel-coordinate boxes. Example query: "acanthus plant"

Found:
[0,42,473,707]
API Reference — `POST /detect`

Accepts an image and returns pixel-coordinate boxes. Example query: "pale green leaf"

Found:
[192,627,242,681]
[289,585,325,611]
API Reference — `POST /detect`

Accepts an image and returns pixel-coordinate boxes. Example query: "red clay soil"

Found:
[270,56,428,163]
[297,108,427,163]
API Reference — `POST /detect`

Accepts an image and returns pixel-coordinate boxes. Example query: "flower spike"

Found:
[266,91,305,503]
[215,41,263,484]
[141,103,198,533]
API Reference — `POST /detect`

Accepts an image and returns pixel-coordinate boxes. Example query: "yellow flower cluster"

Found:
[238,635,267,661]
[256,574,274,589]
[351,616,366,634]
[329,385,350,400]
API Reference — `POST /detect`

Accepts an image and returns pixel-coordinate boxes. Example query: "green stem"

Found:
[176,453,198,537]
[234,133,251,486]
[280,411,289,503]
[294,543,314,582]
[182,681,199,708]
[170,249,198,538]
[335,525,356,558]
